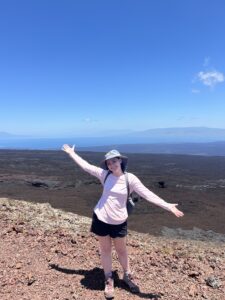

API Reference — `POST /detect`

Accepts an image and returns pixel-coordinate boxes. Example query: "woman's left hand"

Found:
[169,204,184,217]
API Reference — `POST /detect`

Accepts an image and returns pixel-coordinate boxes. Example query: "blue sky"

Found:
[0,0,225,137]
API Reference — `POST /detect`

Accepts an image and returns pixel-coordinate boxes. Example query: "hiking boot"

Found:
[123,273,140,293]
[104,277,114,298]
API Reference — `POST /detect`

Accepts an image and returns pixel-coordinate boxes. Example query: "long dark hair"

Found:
[121,161,126,173]
[118,156,126,173]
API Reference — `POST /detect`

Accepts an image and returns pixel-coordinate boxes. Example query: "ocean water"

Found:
[0,137,113,150]
[1,136,225,155]
[1,136,144,150]
[0,136,174,150]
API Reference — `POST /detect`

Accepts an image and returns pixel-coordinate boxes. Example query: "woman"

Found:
[62,145,184,298]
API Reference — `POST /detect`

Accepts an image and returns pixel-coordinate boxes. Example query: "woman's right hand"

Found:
[61,144,75,155]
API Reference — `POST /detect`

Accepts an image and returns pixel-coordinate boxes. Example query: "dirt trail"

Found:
[0,198,225,300]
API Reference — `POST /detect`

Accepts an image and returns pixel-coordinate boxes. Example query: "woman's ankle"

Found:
[105,271,113,280]
[123,269,131,276]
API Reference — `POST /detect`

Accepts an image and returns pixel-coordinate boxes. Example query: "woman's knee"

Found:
[115,246,127,257]
[98,236,112,254]
[113,239,127,256]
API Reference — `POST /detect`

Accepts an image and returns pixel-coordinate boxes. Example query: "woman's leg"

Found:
[98,235,114,298]
[113,236,130,273]
[113,236,140,293]
[97,235,113,278]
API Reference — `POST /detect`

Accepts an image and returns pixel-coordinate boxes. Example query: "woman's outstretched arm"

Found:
[62,144,106,181]
[129,173,184,218]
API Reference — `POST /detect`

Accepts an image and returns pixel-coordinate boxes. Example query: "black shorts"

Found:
[90,212,127,238]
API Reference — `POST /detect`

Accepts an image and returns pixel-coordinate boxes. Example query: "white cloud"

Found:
[83,117,92,123]
[197,70,224,88]
[191,88,200,94]
[82,117,98,123]
[203,57,210,67]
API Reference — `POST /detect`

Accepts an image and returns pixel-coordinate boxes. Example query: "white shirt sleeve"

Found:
[69,152,106,182]
[129,173,172,212]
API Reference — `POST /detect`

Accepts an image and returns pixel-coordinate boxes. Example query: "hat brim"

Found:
[100,155,128,170]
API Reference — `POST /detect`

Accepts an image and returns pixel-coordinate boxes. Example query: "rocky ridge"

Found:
[0,198,224,300]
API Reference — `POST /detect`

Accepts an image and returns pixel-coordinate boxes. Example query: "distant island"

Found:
[79,141,225,156]
[1,127,225,156]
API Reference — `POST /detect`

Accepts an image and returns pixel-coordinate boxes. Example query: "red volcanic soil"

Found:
[0,198,224,300]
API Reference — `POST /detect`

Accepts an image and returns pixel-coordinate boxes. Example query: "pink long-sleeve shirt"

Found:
[69,152,173,225]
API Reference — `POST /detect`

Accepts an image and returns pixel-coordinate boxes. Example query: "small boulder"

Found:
[205,276,221,289]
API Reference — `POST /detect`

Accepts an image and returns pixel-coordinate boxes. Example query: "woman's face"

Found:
[106,157,122,173]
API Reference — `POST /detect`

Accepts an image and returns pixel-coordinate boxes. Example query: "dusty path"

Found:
[0,198,225,300]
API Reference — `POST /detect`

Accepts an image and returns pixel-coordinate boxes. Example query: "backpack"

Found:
[103,171,138,215]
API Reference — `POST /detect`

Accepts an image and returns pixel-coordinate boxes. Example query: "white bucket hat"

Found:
[100,149,128,170]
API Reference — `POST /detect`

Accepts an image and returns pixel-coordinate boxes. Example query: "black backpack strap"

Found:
[104,170,111,184]
[124,172,130,200]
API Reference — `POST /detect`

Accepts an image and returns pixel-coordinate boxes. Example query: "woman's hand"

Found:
[61,144,75,155]
[169,204,184,218]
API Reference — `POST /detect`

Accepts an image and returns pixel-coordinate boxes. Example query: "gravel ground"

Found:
[0,198,225,300]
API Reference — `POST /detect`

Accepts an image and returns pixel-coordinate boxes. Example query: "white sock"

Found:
[105,271,113,280]
[124,270,131,276]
